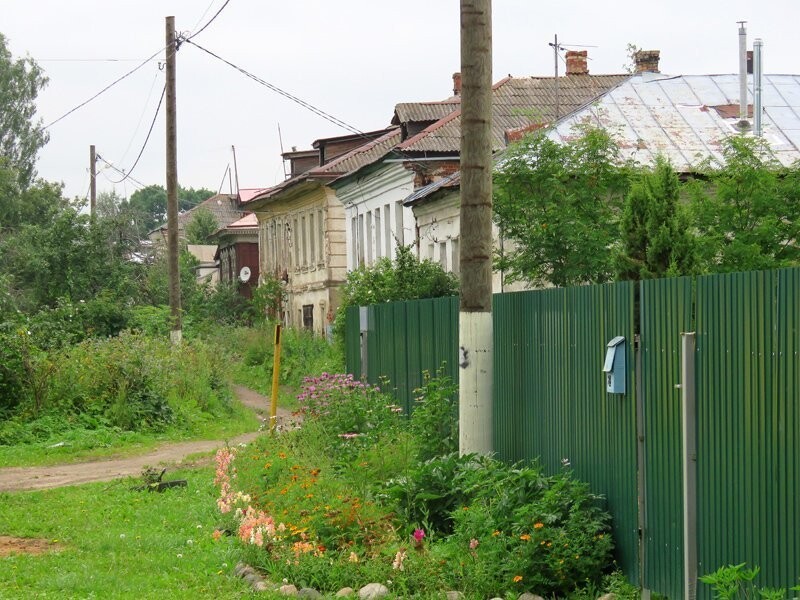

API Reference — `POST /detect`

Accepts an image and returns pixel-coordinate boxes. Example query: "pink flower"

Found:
[469,538,479,550]
[413,529,425,542]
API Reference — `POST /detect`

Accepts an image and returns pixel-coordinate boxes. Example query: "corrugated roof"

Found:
[392,99,461,125]
[398,74,630,154]
[403,171,461,206]
[226,213,258,229]
[238,188,271,203]
[549,73,800,169]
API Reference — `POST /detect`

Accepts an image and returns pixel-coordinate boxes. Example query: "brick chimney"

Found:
[634,50,660,73]
[565,50,589,75]
[452,72,462,96]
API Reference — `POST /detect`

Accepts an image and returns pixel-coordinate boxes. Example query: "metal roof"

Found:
[398,74,630,154]
[392,99,461,125]
[403,171,461,207]
[549,73,800,169]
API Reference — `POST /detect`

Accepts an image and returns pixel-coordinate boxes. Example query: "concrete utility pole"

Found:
[89,144,97,217]
[165,16,182,344]
[458,0,493,455]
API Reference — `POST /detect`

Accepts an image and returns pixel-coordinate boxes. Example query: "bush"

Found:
[409,368,458,461]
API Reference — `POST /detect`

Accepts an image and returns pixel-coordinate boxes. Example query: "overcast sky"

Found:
[3,0,798,201]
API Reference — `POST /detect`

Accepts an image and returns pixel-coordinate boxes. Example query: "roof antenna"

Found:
[277,122,289,180]
[231,145,241,195]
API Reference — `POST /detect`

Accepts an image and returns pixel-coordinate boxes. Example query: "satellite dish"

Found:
[239,266,251,283]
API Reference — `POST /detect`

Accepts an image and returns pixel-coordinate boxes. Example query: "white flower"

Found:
[177,553,183,558]
[186,539,193,545]
[119,534,126,539]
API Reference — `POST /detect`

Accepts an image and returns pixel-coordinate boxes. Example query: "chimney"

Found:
[565,50,589,75]
[634,50,661,73]
[737,21,750,130]
[452,72,462,96]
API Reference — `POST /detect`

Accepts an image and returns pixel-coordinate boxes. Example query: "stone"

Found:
[358,583,390,599]
[518,594,545,600]
[598,595,616,600]
[252,581,269,592]
[336,588,355,597]
[279,584,299,596]
[299,588,322,598]
[446,593,464,600]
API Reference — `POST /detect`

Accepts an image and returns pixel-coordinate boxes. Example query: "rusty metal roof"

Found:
[398,74,630,154]
[549,73,800,169]
[403,171,461,207]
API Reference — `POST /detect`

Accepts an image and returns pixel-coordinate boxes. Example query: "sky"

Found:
[3,0,799,201]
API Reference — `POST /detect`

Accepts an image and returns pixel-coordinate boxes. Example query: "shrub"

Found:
[409,368,458,461]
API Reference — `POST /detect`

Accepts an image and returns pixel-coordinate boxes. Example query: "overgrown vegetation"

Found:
[213,372,623,597]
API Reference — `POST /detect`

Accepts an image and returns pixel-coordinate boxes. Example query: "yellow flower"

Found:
[513,575,523,583]
[492,530,501,537]
[533,522,544,529]
[519,534,531,541]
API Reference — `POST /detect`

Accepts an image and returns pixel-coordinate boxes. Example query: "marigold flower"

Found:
[513,575,523,583]
[534,522,544,529]
[519,534,531,541]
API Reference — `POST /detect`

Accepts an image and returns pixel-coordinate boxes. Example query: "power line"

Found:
[183,38,363,136]
[98,84,166,185]
[96,156,147,189]
[119,72,161,163]
[188,0,233,40]
[43,47,165,130]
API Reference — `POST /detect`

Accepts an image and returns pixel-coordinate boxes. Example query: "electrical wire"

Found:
[96,156,146,189]
[43,47,165,130]
[99,84,166,185]
[119,72,161,163]
[188,0,233,40]
[183,38,363,136]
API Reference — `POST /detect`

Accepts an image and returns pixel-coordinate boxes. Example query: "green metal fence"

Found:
[344,267,800,597]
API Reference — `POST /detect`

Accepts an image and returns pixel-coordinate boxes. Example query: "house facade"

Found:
[213,213,260,298]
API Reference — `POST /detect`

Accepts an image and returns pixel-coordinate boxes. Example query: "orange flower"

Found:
[492,530,501,537]
[278,452,287,459]
[513,575,523,583]
[534,522,544,529]
[519,534,531,541]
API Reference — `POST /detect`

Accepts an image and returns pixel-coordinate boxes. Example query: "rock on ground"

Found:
[358,583,390,599]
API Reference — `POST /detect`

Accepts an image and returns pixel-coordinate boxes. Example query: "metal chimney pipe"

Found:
[737,21,750,130]
[754,38,763,136]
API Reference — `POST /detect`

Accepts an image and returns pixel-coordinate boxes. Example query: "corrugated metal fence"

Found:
[344,267,800,598]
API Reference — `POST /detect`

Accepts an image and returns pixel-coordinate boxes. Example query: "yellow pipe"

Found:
[270,323,282,434]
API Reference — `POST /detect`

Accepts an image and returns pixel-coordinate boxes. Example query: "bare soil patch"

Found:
[0,536,63,557]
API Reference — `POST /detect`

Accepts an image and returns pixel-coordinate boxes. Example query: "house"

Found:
[245,128,401,335]
[546,52,800,168]
[147,192,247,246]
[338,58,630,290]
[212,212,260,298]
[187,244,219,285]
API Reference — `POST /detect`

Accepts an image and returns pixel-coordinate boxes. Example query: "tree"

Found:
[129,185,215,232]
[690,136,800,273]
[493,126,631,288]
[185,207,218,244]
[617,157,697,280]
[0,33,49,188]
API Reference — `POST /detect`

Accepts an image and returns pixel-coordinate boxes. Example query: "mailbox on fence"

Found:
[603,336,626,394]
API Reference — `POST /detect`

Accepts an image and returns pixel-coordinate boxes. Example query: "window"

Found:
[309,213,316,265]
[358,213,365,266]
[384,203,391,257]
[365,211,373,265]
[375,208,382,259]
[302,304,314,331]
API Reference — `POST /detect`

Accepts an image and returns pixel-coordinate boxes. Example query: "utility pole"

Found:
[89,144,97,217]
[549,34,561,120]
[458,0,493,455]
[165,15,182,344]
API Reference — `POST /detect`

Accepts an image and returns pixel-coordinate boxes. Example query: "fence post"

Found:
[680,332,697,600]
[359,306,369,380]
[635,334,650,598]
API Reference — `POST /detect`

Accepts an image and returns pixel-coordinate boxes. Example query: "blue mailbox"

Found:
[603,336,626,394]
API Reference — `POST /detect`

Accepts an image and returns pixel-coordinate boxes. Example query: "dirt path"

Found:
[0,385,297,493]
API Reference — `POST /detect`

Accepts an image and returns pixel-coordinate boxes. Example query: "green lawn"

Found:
[0,466,259,599]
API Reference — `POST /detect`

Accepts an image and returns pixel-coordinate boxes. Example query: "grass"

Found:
[0,398,260,468]
[0,465,260,599]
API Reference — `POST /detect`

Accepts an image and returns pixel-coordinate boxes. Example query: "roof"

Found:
[248,128,402,205]
[398,74,630,154]
[187,244,218,264]
[549,73,800,169]
[403,171,461,207]
[227,213,258,229]
[238,188,271,203]
[179,193,244,229]
[392,99,461,125]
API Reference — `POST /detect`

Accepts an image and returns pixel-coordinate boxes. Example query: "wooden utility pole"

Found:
[165,15,182,344]
[458,0,493,455]
[89,144,97,216]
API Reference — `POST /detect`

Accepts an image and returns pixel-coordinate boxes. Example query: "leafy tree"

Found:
[129,185,215,232]
[0,33,49,188]
[617,157,697,280]
[493,126,630,287]
[690,136,800,273]
[185,207,218,244]
[0,162,67,230]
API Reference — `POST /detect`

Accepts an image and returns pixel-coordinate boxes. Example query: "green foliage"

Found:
[700,563,798,600]
[0,33,49,188]
[185,207,218,244]
[617,157,697,280]
[128,184,215,232]
[250,272,286,321]
[691,136,800,273]
[494,126,631,287]
[408,368,459,461]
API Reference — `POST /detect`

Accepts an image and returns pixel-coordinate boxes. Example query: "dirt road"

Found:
[0,385,296,493]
